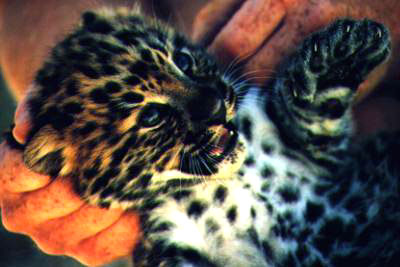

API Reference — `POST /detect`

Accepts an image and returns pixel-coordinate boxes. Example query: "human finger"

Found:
[1,177,84,233]
[0,141,51,194]
[68,212,140,267]
[209,0,286,65]
[192,0,245,44]
[29,205,125,255]
[12,92,32,144]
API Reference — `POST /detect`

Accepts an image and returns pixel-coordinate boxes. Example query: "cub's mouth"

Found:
[209,121,238,159]
[180,121,238,176]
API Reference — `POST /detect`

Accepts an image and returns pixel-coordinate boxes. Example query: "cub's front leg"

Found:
[266,19,391,167]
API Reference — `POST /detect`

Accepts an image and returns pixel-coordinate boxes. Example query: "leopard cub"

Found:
[22,8,244,209]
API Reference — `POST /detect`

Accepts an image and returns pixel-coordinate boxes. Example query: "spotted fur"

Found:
[22,8,243,209]
[12,8,399,267]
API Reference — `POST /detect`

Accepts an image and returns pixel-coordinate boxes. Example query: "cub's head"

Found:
[23,9,245,208]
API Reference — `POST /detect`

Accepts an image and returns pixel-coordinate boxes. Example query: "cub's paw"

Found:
[283,19,391,119]
[331,19,390,63]
[304,19,391,90]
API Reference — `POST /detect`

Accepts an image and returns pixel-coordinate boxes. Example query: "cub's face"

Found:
[23,9,245,208]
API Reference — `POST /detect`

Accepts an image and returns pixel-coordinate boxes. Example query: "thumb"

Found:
[12,89,33,145]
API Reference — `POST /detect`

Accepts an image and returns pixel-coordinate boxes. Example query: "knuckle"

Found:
[31,234,66,255]
[67,250,105,267]
[1,215,21,232]
[1,210,28,233]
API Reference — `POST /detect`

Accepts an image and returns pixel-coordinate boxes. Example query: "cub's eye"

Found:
[174,51,193,73]
[139,104,164,128]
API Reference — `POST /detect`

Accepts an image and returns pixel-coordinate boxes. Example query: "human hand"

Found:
[0,96,140,267]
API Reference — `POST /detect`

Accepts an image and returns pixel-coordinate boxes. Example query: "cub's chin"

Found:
[151,131,246,187]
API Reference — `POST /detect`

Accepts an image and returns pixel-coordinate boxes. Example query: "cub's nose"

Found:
[207,98,226,125]
[186,88,226,125]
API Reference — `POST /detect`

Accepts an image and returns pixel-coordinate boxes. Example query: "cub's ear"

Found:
[23,126,70,177]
